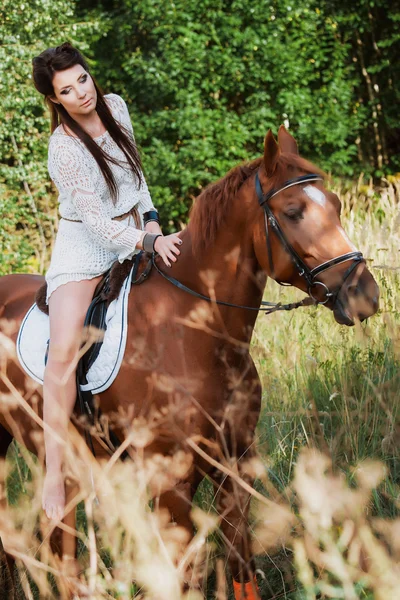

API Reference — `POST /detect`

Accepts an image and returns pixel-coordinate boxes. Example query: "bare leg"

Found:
[42,352,78,521]
[42,275,103,521]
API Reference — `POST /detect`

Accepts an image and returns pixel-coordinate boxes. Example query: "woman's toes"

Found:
[42,471,65,520]
[44,503,51,519]
[45,502,63,521]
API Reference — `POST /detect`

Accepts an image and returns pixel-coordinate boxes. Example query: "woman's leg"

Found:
[42,275,103,521]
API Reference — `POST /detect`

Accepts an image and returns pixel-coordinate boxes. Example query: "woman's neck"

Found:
[59,111,107,139]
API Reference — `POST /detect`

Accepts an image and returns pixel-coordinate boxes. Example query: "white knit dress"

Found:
[45,93,156,304]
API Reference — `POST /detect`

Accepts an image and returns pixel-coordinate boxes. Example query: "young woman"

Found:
[32,42,182,521]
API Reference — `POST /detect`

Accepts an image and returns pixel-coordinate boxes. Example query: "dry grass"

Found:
[0,175,399,599]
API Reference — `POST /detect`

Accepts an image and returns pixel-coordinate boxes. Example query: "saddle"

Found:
[35,251,153,457]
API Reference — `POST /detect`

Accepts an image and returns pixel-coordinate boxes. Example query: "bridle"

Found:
[254,171,364,305]
[145,170,365,314]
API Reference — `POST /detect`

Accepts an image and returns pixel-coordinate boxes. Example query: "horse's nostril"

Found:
[348,286,379,309]
[348,285,360,297]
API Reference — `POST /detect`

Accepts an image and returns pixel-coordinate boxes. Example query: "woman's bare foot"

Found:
[42,468,65,521]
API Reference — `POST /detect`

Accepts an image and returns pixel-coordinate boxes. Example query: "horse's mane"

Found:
[189,153,325,255]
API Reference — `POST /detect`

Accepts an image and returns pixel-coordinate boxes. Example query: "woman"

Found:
[32,42,182,521]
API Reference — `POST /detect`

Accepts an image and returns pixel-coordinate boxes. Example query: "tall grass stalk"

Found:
[0,176,399,599]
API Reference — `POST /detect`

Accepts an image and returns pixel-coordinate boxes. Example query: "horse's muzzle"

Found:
[332,263,379,326]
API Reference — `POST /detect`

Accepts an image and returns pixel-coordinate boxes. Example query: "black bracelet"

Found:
[143,210,160,225]
[143,233,162,253]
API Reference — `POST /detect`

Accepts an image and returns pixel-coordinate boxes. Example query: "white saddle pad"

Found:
[16,266,134,395]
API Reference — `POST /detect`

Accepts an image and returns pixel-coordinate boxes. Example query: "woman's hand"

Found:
[154,233,182,267]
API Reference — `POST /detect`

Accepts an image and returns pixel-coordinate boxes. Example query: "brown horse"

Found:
[0,127,379,599]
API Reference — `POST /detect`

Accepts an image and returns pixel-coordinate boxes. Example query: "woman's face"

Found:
[50,64,97,116]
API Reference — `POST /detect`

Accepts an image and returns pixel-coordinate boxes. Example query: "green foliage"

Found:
[0,0,104,274]
[1,0,399,269]
[324,0,400,178]
[81,0,399,226]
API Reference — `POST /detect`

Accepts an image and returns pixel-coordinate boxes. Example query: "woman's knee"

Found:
[47,319,85,363]
[46,341,80,365]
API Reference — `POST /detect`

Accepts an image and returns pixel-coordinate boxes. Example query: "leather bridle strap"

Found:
[150,253,314,313]
[257,173,324,205]
[256,172,323,286]
[255,172,364,303]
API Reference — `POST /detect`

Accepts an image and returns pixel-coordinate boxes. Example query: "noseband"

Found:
[254,172,364,305]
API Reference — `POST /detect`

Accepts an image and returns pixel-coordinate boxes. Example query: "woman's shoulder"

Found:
[104,92,127,111]
[47,132,86,177]
[104,93,130,124]
[105,93,134,136]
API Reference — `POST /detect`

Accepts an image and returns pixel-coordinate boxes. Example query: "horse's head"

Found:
[252,126,379,325]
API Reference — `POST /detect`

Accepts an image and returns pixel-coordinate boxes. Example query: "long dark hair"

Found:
[32,41,143,204]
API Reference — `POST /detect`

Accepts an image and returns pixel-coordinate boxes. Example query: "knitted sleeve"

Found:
[105,93,135,139]
[48,136,143,263]
[106,93,157,215]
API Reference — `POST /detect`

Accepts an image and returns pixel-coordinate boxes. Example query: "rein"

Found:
[150,253,315,314]
[144,169,364,314]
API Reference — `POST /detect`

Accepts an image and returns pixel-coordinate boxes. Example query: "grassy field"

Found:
[248,175,400,598]
[1,176,399,599]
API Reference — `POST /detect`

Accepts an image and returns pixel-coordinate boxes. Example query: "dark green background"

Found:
[1,0,399,272]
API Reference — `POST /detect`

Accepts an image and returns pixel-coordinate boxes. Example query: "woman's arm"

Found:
[144,220,162,235]
[112,93,162,236]
[48,138,146,263]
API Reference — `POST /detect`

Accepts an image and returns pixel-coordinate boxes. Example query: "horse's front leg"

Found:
[0,425,16,599]
[61,482,79,576]
[211,457,261,600]
[211,356,262,599]
[156,481,196,540]
[153,467,206,593]
[41,481,79,596]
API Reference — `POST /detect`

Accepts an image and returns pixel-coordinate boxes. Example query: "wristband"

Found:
[143,210,160,225]
[143,233,162,253]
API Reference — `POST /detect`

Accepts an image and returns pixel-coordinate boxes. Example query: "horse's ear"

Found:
[277,125,298,155]
[263,130,280,178]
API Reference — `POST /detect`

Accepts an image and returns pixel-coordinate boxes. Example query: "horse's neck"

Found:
[175,191,265,344]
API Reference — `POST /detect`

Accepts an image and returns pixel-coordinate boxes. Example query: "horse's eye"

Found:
[284,209,303,222]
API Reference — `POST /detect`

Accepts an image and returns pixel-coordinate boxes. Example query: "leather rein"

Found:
[142,170,364,314]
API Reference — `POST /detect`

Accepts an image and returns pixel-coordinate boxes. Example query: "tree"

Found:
[325,0,400,174]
